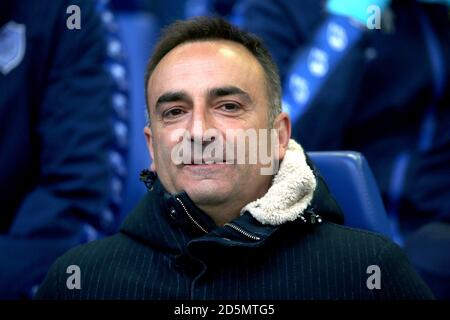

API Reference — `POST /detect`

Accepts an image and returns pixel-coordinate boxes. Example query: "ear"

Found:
[143,126,156,171]
[272,112,291,161]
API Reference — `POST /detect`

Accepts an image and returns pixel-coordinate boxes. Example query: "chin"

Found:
[183,181,230,205]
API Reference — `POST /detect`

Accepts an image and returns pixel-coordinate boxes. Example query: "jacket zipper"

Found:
[224,222,261,241]
[175,197,260,241]
[175,197,209,234]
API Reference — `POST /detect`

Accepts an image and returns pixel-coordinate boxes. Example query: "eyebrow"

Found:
[208,86,252,104]
[155,91,192,111]
[154,86,252,111]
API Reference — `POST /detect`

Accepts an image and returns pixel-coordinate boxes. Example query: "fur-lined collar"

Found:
[129,139,343,249]
[241,139,317,225]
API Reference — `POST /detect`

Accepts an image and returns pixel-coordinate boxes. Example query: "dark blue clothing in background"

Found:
[0,0,127,299]
[235,0,450,298]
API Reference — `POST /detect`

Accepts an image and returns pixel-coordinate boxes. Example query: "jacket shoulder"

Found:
[34,233,139,300]
[306,222,435,299]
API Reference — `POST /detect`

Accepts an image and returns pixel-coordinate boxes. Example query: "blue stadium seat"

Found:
[308,151,393,238]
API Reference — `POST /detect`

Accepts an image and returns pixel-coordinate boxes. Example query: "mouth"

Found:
[182,159,230,171]
[183,161,227,167]
[183,157,228,165]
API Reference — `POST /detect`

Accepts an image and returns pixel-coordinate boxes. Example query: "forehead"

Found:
[148,40,267,103]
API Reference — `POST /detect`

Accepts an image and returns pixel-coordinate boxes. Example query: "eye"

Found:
[219,103,241,113]
[162,107,185,119]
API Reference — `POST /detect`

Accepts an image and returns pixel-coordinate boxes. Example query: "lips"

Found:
[182,161,229,173]
[182,155,225,165]
[184,159,224,165]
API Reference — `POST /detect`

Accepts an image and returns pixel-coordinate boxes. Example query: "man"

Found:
[35,17,433,300]
[0,0,127,299]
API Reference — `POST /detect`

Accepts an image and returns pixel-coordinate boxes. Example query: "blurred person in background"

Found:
[234,0,450,298]
[0,0,128,299]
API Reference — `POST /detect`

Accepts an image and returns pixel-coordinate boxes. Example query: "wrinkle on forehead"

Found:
[147,40,267,108]
[150,40,262,81]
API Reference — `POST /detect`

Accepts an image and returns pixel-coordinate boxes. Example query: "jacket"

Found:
[34,140,434,300]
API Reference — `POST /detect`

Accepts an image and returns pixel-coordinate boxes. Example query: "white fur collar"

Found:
[241,139,317,225]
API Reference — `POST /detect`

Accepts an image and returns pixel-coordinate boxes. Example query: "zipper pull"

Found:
[139,169,157,190]
[305,208,322,225]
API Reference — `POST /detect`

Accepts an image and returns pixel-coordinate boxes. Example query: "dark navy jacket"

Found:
[35,162,433,300]
[0,0,127,299]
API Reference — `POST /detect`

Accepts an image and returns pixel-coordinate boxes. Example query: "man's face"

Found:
[145,40,289,218]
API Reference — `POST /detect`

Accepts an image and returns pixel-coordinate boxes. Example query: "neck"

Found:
[196,202,242,226]
[195,179,272,226]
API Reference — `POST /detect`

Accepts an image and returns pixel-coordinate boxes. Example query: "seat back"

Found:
[308,151,393,238]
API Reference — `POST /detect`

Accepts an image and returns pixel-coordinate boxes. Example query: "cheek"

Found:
[152,130,183,163]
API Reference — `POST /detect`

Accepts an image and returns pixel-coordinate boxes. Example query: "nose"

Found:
[187,104,216,145]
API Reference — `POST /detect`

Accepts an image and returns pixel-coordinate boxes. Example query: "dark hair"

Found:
[144,16,282,124]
